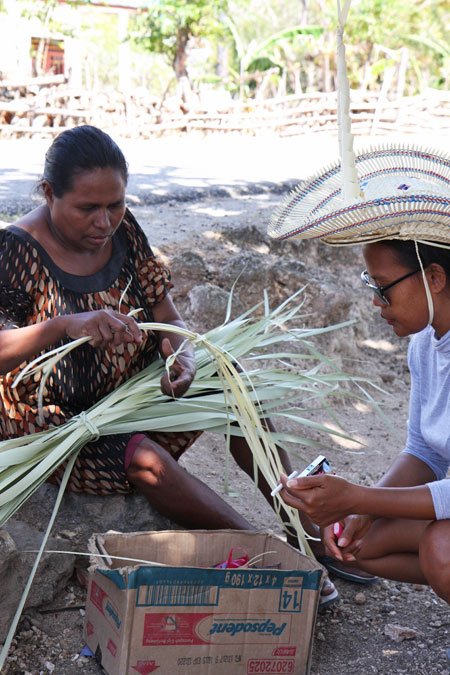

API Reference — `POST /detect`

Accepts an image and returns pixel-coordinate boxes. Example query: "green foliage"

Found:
[247,56,281,74]
[131,0,229,78]
[344,0,450,91]
[20,0,76,38]
[79,12,119,88]
[20,0,450,97]
[224,7,325,97]
[347,0,423,48]
[128,0,450,98]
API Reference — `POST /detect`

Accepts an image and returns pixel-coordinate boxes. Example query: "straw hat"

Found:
[268,145,450,246]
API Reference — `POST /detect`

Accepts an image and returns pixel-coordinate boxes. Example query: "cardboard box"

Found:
[84,529,323,675]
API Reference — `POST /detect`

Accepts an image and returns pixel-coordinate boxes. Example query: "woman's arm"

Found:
[151,294,196,397]
[0,310,142,375]
[0,318,67,374]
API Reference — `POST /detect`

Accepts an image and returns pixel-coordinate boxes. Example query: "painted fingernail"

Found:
[333,522,343,538]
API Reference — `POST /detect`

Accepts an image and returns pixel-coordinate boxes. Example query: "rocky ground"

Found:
[0,152,449,674]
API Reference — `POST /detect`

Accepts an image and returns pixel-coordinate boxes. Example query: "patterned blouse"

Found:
[0,210,198,494]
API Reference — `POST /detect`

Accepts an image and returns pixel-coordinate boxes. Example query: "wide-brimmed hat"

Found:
[268,145,450,247]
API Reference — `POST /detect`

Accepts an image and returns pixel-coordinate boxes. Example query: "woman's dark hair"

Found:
[380,239,450,281]
[41,126,128,197]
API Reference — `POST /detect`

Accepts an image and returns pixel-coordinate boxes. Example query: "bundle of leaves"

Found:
[0,288,380,667]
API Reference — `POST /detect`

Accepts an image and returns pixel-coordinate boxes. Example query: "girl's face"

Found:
[43,167,126,254]
[362,243,430,338]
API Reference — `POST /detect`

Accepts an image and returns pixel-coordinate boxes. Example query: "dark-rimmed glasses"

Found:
[361,268,421,305]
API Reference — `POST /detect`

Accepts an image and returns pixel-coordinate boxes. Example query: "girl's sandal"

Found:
[319,577,339,609]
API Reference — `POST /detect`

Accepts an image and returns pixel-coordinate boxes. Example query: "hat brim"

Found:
[268,145,450,246]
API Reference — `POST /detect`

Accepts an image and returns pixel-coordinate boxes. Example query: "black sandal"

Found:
[317,556,379,585]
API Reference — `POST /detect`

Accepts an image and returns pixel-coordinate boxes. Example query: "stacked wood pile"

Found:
[1,75,450,138]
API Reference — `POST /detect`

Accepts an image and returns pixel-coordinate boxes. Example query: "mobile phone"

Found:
[299,456,344,539]
[298,455,333,477]
[270,455,333,497]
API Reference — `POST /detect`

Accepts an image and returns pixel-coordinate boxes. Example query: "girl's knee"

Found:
[420,520,450,564]
[420,520,450,603]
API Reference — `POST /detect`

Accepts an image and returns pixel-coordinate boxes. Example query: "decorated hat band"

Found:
[268,146,450,247]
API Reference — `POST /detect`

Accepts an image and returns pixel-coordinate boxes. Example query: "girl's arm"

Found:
[317,453,438,561]
[280,463,436,529]
[375,452,438,488]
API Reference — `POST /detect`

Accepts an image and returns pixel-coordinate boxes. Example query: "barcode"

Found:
[136,582,219,607]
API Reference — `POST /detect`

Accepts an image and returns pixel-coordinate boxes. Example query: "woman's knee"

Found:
[125,438,174,489]
[420,520,450,603]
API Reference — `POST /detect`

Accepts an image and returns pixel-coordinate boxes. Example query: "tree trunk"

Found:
[173,27,190,81]
[293,65,303,94]
[300,0,309,25]
[322,52,331,92]
[173,27,193,111]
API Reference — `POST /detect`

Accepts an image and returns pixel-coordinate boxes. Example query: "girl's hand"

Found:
[62,310,142,348]
[322,514,375,562]
[280,473,359,526]
[159,337,196,398]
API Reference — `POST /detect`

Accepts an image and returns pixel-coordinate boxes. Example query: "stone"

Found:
[170,251,208,279]
[384,623,423,642]
[0,531,22,642]
[222,224,269,247]
[381,602,395,613]
[270,259,309,293]
[222,252,268,286]
[0,483,171,643]
[169,251,209,301]
[354,592,366,605]
[0,523,74,644]
[6,483,170,553]
[188,283,244,330]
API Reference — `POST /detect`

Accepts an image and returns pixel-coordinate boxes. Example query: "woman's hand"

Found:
[159,337,196,398]
[322,514,375,562]
[280,473,361,527]
[62,309,142,348]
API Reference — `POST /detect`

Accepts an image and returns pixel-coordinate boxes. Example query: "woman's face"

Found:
[362,243,430,338]
[43,167,126,254]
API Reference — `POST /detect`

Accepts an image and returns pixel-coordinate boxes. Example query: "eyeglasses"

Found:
[361,268,421,305]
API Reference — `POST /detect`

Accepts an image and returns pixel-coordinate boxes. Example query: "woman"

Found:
[268,146,450,608]
[0,125,291,533]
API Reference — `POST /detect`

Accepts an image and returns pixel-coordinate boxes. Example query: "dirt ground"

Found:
[2,191,450,675]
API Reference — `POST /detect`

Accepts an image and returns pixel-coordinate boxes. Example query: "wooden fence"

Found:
[1,78,450,138]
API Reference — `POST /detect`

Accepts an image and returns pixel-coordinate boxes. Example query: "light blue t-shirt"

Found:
[403,325,450,520]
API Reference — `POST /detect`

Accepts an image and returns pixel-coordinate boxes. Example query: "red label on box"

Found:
[86,620,94,637]
[143,613,291,646]
[107,639,117,657]
[247,659,295,673]
[143,613,211,646]
[131,660,160,674]
[89,580,122,632]
[90,580,108,614]
[273,647,296,656]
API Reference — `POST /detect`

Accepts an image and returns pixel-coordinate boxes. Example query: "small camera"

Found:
[298,454,333,477]
[270,455,334,497]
